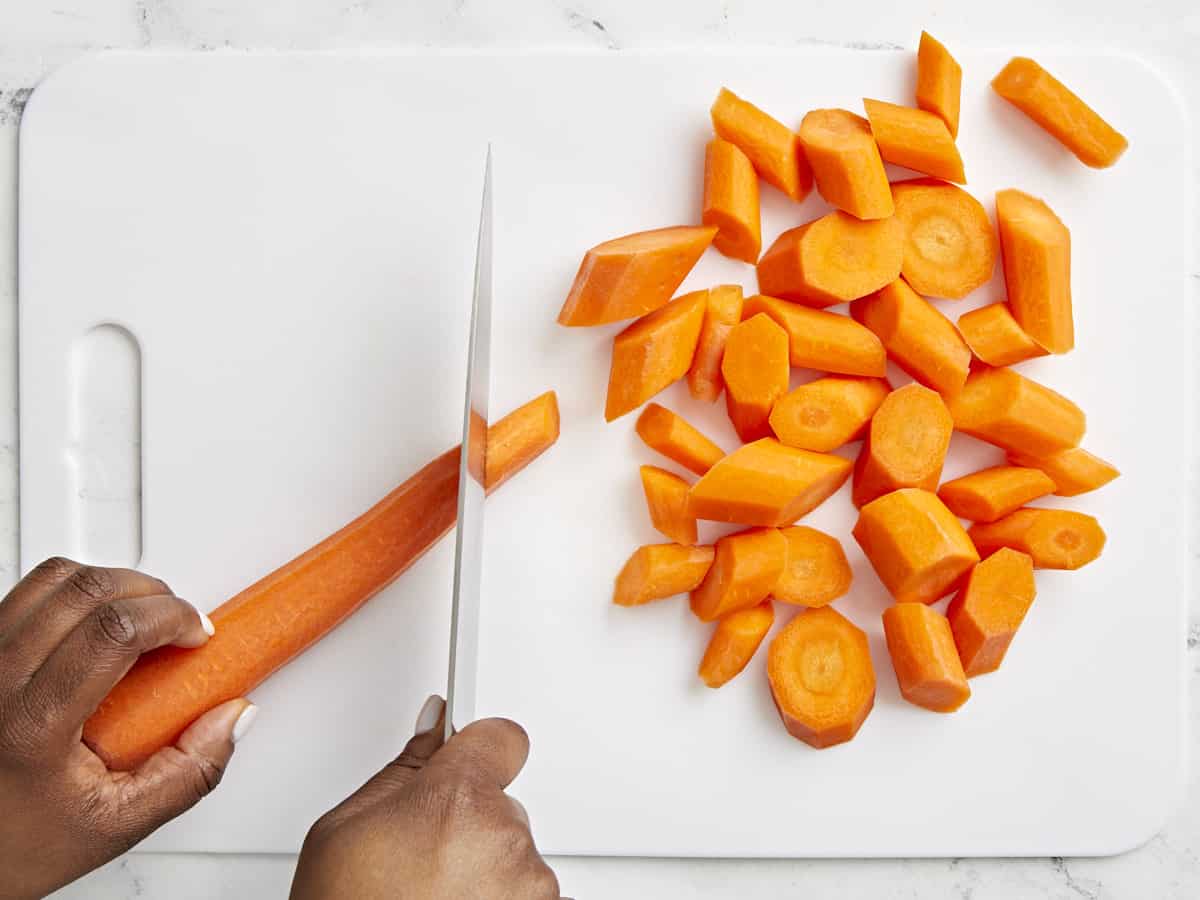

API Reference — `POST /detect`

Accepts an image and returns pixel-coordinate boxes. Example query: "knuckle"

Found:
[532,864,561,898]
[91,600,142,651]
[70,565,117,602]
[430,775,485,823]
[172,751,226,802]
[29,556,80,585]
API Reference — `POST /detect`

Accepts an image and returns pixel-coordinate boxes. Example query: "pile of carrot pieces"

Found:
[561,35,1125,749]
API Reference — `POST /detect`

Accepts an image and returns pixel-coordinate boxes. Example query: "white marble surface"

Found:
[0,0,1195,897]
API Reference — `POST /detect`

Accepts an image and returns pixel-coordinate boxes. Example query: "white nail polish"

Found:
[232,704,259,744]
[414,695,443,734]
[198,610,216,637]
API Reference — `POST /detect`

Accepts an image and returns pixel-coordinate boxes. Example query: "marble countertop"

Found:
[0,1,1195,897]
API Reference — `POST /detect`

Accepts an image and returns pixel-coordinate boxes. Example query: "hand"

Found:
[0,557,258,900]
[291,697,562,900]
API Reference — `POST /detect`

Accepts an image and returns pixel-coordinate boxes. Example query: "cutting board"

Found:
[18,49,1189,857]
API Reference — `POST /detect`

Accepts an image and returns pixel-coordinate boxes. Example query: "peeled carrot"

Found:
[946,547,1036,677]
[798,109,893,220]
[968,508,1106,570]
[711,87,813,202]
[757,211,904,308]
[773,526,852,608]
[687,284,745,403]
[956,302,1047,367]
[742,294,887,377]
[639,465,698,545]
[938,465,1056,523]
[614,543,716,607]
[557,226,717,326]
[891,179,997,300]
[635,403,726,475]
[1007,447,1120,497]
[703,138,761,263]
[995,189,1073,354]
[689,438,852,528]
[691,528,787,621]
[699,601,775,688]
[853,488,979,605]
[722,313,790,442]
[863,98,966,183]
[605,290,707,421]
[851,278,971,397]
[767,606,876,748]
[992,57,1128,168]
[882,603,970,713]
[916,32,962,138]
[83,392,561,771]
[852,383,953,508]
[948,366,1085,456]
[769,376,890,452]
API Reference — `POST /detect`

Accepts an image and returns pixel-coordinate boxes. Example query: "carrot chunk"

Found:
[852,384,953,508]
[711,87,813,202]
[485,391,561,492]
[639,465,698,545]
[947,366,1085,456]
[863,98,966,183]
[956,302,1047,367]
[703,138,762,263]
[769,376,890,453]
[691,528,788,621]
[938,465,1056,523]
[605,291,707,421]
[742,294,887,377]
[687,284,745,403]
[891,179,997,300]
[946,548,1037,677]
[636,403,726,476]
[995,189,1073,354]
[916,31,962,138]
[614,543,716,607]
[968,508,1106,570]
[773,526,853,608]
[798,109,893,220]
[699,601,775,688]
[722,313,790,442]
[1007,447,1120,497]
[882,603,970,713]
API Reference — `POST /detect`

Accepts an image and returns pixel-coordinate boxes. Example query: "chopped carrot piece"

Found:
[769,376,890,452]
[1007,447,1120,497]
[614,543,716,607]
[742,294,887,376]
[687,285,745,403]
[891,179,997,299]
[863,98,966,183]
[699,601,775,688]
[605,291,707,421]
[691,528,788,621]
[946,548,1036,677]
[636,403,726,476]
[853,383,953,508]
[773,526,852,608]
[703,138,761,263]
[938,465,1056,523]
[995,189,1073,354]
[711,87,813,202]
[947,366,1085,456]
[882,603,970,713]
[722,314,790,442]
[956,302,1047,367]
[485,391,561,492]
[798,109,893,220]
[916,31,962,138]
[639,465,698,545]
[969,508,1106,570]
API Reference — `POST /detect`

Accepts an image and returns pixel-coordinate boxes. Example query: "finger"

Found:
[0,556,84,637]
[508,795,531,828]
[424,717,530,790]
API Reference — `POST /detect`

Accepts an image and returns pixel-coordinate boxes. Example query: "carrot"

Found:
[691,527,787,621]
[687,284,745,403]
[1007,447,1120,497]
[882,603,970,713]
[635,403,726,475]
[863,98,966,183]
[773,526,852,608]
[722,313,790,442]
[992,57,1128,168]
[798,109,893,220]
[557,226,717,326]
[968,508,1106,570]
[916,32,962,138]
[769,376,890,453]
[947,366,1085,456]
[710,87,813,202]
[83,392,562,771]
[742,294,887,377]
[703,138,761,263]
[852,383,953,508]
[853,488,979,605]
[891,179,997,300]
[689,438,853,528]
[946,547,1036,677]
[757,211,904,308]
[699,601,775,688]
[614,543,716,607]
[605,290,707,421]
[956,302,1047,367]
[995,189,1073,354]
[639,465,698,545]
[767,606,875,748]
[851,278,971,397]
[938,465,1056,523]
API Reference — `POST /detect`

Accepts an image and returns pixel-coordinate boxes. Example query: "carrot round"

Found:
[882,603,970,713]
[948,366,1085,456]
[1007,447,1120,497]
[639,465,698,545]
[852,383,953,508]
[968,508,1106,570]
[956,302,1047,367]
[703,138,762,263]
[938,465,1056,523]
[687,284,745,403]
[995,188,1073,354]
[798,109,893,220]
[773,526,852,608]
[635,403,726,476]
[711,87,813,202]
[946,547,1036,677]
[916,31,962,138]
[722,313,790,442]
[83,392,562,771]
[614,543,716,607]
[698,600,774,688]
[863,98,965,183]
[691,528,787,622]
[769,376,890,452]
[891,179,997,300]
[767,606,876,749]
[742,294,887,377]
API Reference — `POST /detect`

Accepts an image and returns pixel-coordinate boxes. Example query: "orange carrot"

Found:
[557,226,717,326]
[757,211,904,307]
[938,465,1056,523]
[767,606,876,748]
[687,284,745,403]
[773,526,852,608]
[956,302,1047,367]
[968,508,1106,570]
[640,465,698,545]
[605,290,707,421]
[722,313,790,442]
[992,57,1128,168]
[711,87,813,202]
[947,366,1085,456]
[699,601,775,688]
[852,383,953,507]
[882,603,970,713]
[614,543,716,607]
[742,294,887,377]
[703,138,761,263]
[863,98,966,183]
[946,547,1036,677]
[1007,447,1120,497]
[798,109,893,220]
[691,528,787,621]
[83,392,562,771]
[769,376,890,452]
[995,189,1073,354]
[635,403,726,475]
[916,32,962,138]
[891,179,997,299]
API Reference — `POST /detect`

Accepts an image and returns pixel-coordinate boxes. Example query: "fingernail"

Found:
[232,703,258,744]
[198,610,216,637]
[414,695,444,735]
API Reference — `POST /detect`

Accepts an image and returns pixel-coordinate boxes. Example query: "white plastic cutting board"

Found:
[19,49,1189,857]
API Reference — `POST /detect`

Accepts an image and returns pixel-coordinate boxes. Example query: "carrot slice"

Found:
[703,138,762,263]
[639,465,698,545]
[710,87,813,202]
[557,226,717,326]
[852,383,953,508]
[995,189,1073,354]
[757,211,904,307]
[605,290,707,421]
[689,438,852,528]
[635,403,726,475]
[863,98,966,183]
[938,465,1056,523]
[773,526,852,608]
[946,547,1036,677]
[767,606,876,748]
[1007,447,1120,497]
[798,109,893,220]
[891,179,997,299]
[956,302,1047,367]
[882,603,970,713]
[742,294,887,377]
[992,57,1128,168]
[722,313,790,442]
[916,31,962,138]
[614,543,716,607]
[968,508,1106,570]
[699,601,775,688]
[83,392,561,771]
[769,376,890,452]
[691,528,787,621]
[947,366,1085,456]
[687,285,745,403]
